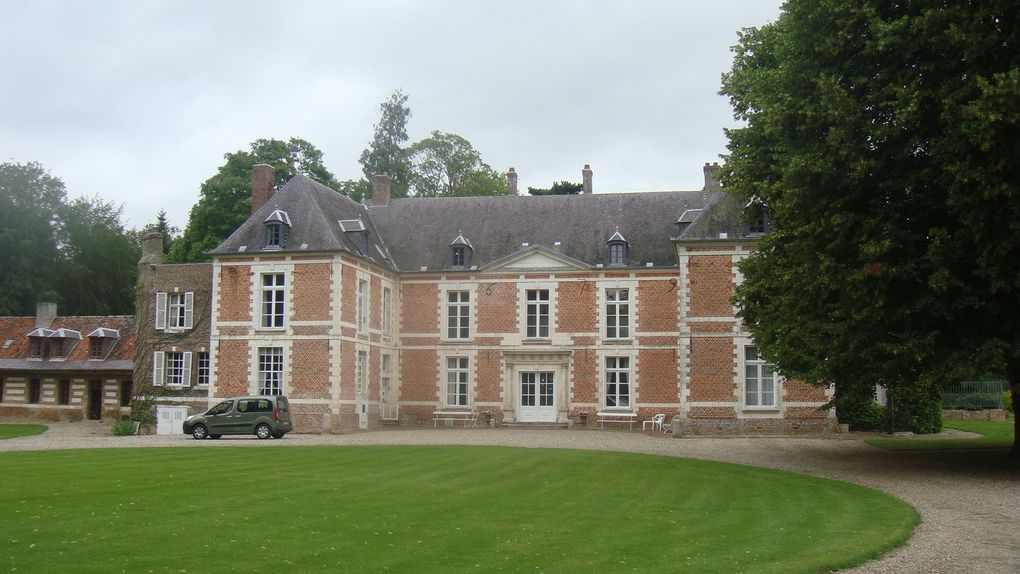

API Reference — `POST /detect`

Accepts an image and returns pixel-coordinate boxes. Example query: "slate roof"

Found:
[0,315,135,372]
[674,191,755,241]
[371,191,711,271]
[210,175,395,268]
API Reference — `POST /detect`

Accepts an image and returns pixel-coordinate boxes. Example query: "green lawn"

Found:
[867,417,1015,450]
[0,424,47,439]
[0,446,916,573]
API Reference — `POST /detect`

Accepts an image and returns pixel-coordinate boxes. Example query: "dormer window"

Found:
[449,231,473,269]
[263,209,291,249]
[87,328,120,360]
[27,328,80,360]
[675,209,702,238]
[744,198,770,237]
[607,227,629,266]
[27,329,51,358]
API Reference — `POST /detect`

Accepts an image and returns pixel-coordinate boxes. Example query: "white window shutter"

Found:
[152,351,165,386]
[183,292,194,330]
[155,293,167,330]
[182,352,193,387]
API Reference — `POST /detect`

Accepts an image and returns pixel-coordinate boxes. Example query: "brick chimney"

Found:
[140,231,163,266]
[251,164,276,214]
[703,162,721,193]
[582,164,593,194]
[372,174,391,206]
[506,167,518,196]
[35,302,57,329]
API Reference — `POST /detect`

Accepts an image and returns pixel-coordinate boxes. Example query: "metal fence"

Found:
[942,380,1008,410]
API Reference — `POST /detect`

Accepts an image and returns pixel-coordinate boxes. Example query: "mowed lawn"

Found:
[0,446,917,573]
[0,424,47,439]
[867,417,1015,450]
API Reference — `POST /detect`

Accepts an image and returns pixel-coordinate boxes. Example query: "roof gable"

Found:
[484,245,589,273]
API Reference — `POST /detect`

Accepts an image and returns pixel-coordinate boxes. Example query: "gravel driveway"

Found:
[2,423,1018,573]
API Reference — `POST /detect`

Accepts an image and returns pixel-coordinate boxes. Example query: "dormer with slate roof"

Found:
[606,227,629,266]
[449,231,473,269]
[263,208,292,249]
[87,327,120,360]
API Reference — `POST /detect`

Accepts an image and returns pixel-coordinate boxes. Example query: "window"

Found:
[260,273,286,329]
[152,351,192,386]
[446,291,470,339]
[0,378,4,402]
[58,380,71,405]
[605,289,630,339]
[265,223,283,248]
[120,380,132,407]
[451,246,467,267]
[89,338,104,359]
[197,352,210,386]
[381,354,392,396]
[525,289,550,338]
[357,279,369,334]
[155,292,194,331]
[744,346,776,407]
[449,233,472,268]
[604,357,630,408]
[446,357,469,407]
[28,379,41,404]
[28,338,43,358]
[356,350,367,395]
[608,242,628,265]
[382,287,393,334]
[258,347,284,396]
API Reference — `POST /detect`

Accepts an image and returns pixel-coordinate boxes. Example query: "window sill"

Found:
[742,407,780,413]
[522,339,551,345]
[602,338,633,345]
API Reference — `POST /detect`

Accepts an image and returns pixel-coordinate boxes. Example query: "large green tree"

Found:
[0,162,65,314]
[359,90,412,198]
[168,137,340,263]
[408,131,504,197]
[721,1,1020,452]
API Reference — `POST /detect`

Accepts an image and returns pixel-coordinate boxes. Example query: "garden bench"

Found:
[596,411,637,430]
[433,410,477,428]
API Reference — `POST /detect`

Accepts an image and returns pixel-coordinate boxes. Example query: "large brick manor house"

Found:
[1,163,833,433]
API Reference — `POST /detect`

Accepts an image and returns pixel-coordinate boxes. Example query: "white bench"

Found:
[596,411,637,430]
[433,410,477,428]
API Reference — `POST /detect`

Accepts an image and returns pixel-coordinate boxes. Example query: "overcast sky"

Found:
[1,0,782,229]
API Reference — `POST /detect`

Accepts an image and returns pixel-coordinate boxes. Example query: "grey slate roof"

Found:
[210,174,750,271]
[210,175,395,268]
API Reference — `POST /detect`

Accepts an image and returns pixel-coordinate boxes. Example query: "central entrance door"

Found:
[519,372,556,422]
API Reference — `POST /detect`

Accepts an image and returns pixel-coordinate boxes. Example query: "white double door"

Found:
[518,371,556,422]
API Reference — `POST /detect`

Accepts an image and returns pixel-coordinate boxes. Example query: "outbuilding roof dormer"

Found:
[743,198,771,237]
[450,231,473,269]
[263,208,291,249]
[27,327,80,360]
[607,226,629,266]
[87,327,120,360]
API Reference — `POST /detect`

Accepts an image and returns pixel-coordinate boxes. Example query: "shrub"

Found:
[1006,390,1014,415]
[888,380,942,434]
[112,420,137,436]
[830,382,885,432]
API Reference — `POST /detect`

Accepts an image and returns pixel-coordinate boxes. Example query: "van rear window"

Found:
[277,397,289,411]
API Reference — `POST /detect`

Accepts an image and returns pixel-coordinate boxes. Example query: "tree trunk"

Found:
[1009,359,1020,458]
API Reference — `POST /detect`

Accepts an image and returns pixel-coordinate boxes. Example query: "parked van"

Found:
[182,396,293,440]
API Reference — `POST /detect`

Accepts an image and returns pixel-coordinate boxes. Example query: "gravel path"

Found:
[2,423,1018,573]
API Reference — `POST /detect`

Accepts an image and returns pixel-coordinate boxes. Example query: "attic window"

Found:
[607,227,629,266]
[744,198,770,237]
[676,208,702,237]
[27,328,53,358]
[449,231,473,269]
[338,218,366,232]
[86,328,120,360]
[263,209,291,249]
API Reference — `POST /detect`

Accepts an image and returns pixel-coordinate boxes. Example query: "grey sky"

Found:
[0,1,782,229]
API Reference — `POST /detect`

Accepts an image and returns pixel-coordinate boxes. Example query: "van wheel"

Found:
[255,423,272,440]
[191,424,208,440]
[271,432,283,439]
[209,435,222,439]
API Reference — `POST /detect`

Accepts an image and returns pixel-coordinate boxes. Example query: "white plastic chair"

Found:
[642,413,666,432]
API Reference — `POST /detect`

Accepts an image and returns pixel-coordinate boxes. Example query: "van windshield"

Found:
[206,401,232,416]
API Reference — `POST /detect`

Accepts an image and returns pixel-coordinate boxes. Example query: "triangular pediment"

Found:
[484,246,589,272]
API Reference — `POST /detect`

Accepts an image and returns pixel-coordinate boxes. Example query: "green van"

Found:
[182,396,293,440]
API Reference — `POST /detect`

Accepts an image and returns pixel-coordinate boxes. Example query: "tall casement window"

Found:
[196,352,210,386]
[744,346,776,407]
[446,357,469,407]
[28,379,41,404]
[357,279,369,334]
[356,350,368,395]
[525,289,550,338]
[447,291,470,339]
[28,337,43,358]
[155,292,194,331]
[382,287,393,334]
[58,380,71,405]
[605,288,631,339]
[604,357,631,408]
[152,351,192,386]
[258,347,284,396]
[260,273,286,329]
[89,338,104,359]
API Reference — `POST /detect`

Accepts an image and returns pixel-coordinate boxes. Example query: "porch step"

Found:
[499,421,570,429]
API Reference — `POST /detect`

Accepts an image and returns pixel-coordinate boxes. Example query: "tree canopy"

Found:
[168,137,340,263]
[528,181,583,196]
[409,131,504,197]
[0,161,139,316]
[359,89,412,199]
[721,1,1020,452]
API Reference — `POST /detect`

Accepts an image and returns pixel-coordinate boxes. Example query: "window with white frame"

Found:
[525,289,550,338]
[604,356,631,408]
[382,287,392,334]
[357,279,369,334]
[446,290,470,339]
[356,350,367,395]
[153,351,192,387]
[605,288,630,339]
[446,357,469,407]
[744,346,776,407]
[197,352,210,386]
[155,292,194,331]
[258,347,284,395]
[260,274,286,329]
[381,353,392,396]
